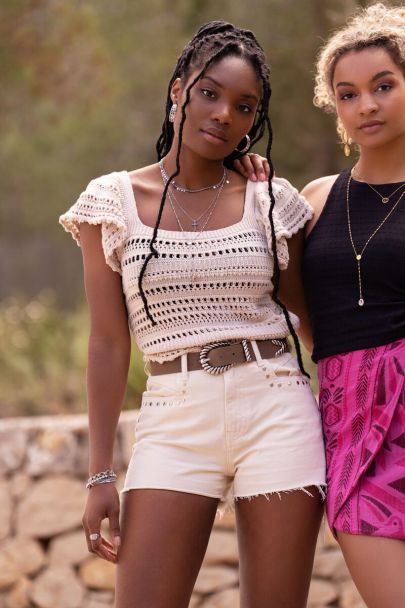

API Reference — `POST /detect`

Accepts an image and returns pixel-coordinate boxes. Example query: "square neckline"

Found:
[123,170,253,237]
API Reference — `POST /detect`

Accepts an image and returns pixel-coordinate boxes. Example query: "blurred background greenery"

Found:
[1,0,400,416]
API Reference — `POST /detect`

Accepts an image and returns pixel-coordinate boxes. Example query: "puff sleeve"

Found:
[59,173,127,274]
[255,177,313,270]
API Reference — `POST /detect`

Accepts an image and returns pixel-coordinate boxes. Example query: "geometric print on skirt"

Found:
[318,337,405,540]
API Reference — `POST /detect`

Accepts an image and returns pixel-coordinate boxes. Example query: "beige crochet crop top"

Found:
[60,172,313,362]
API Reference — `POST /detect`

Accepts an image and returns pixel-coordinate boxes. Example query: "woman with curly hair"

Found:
[60,21,326,608]
[239,3,405,606]
[302,3,405,605]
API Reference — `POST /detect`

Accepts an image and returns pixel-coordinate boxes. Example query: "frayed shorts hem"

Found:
[120,481,327,507]
[234,482,327,502]
[332,524,405,542]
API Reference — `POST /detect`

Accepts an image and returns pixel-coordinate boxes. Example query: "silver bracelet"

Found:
[86,469,117,489]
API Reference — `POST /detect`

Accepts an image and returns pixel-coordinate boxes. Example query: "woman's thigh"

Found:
[235,488,323,608]
[115,489,219,608]
[337,531,405,608]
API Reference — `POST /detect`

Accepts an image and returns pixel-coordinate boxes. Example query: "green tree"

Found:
[1,0,402,304]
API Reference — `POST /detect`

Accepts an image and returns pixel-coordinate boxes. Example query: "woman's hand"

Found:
[82,483,121,563]
[233,153,270,182]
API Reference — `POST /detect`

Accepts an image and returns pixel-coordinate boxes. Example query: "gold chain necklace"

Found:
[346,174,405,307]
[352,168,405,204]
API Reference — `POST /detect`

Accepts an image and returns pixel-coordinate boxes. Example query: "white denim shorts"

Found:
[123,343,326,502]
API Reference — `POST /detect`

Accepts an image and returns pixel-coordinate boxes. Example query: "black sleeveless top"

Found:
[302,168,405,362]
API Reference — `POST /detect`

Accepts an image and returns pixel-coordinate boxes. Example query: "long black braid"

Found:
[139,20,308,376]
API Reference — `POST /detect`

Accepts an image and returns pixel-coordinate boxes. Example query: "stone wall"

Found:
[0,412,365,608]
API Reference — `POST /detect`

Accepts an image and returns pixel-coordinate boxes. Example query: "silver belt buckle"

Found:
[199,340,253,375]
[272,338,289,357]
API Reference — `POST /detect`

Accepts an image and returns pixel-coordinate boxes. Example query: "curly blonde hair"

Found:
[314,3,405,114]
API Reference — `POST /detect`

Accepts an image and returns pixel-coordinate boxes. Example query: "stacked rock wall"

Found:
[0,412,365,608]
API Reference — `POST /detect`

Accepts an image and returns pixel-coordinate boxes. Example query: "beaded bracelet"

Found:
[86,469,117,489]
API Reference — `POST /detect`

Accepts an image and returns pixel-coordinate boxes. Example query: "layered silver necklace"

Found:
[159,160,228,193]
[159,160,229,233]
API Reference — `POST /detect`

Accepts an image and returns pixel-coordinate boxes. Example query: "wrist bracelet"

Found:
[86,469,117,489]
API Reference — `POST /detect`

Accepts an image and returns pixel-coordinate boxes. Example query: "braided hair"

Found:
[139,21,308,375]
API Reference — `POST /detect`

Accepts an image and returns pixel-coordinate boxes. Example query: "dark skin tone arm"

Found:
[79,223,131,563]
[278,229,313,353]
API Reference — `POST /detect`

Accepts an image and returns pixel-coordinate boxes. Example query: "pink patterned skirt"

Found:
[318,338,405,539]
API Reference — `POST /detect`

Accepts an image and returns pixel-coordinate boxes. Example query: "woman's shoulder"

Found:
[252,175,297,200]
[253,175,314,236]
[59,170,129,255]
[253,175,309,212]
[127,163,160,190]
[85,169,127,188]
[127,163,167,212]
[301,175,339,237]
[300,175,339,207]
[85,163,158,193]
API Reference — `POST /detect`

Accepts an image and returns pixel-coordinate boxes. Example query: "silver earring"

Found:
[169,103,177,123]
[235,134,251,154]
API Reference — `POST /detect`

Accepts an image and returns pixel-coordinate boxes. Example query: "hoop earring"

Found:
[341,129,352,157]
[169,103,177,123]
[235,134,251,154]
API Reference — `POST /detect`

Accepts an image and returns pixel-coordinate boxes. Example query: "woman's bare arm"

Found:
[278,229,313,353]
[80,223,131,563]
[80,223,131,474]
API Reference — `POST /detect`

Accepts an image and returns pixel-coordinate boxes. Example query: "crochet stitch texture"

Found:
[60,173,312,362]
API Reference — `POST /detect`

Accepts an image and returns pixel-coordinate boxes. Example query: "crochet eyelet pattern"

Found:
[60,173,313,364]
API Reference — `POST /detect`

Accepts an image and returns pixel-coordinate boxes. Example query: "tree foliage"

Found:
[0,292,146,417]
[0,0,402,302]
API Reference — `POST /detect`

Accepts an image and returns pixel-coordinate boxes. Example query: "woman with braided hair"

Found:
[238,4,405,606]
[60,21,325,607]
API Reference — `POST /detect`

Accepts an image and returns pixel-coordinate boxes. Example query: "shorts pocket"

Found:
[134,373,188,443]
[141,373,187,406]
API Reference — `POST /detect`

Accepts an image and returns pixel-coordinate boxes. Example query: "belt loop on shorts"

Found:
[181,353,188,377]
[250,340,265,367]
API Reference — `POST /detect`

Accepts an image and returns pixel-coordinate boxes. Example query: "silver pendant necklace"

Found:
[167,187,223,233]
[167,184,224,230]
[159,161,228,232]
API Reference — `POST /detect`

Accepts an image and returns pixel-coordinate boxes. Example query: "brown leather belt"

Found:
[149,338,290,376]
